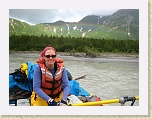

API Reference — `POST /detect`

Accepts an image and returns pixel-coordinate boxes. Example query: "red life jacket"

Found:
[36,57,64,99]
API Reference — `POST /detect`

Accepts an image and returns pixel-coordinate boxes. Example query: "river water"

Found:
[9,52,139,106]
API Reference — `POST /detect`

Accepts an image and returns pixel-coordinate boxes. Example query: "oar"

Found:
[69,96,139,106]
[75,74,86,80]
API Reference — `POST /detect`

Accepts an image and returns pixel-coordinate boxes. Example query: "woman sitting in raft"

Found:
[30,46,70,106]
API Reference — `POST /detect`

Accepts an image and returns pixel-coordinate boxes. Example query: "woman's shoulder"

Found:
[35,64,40,68]
[34,64,41,71]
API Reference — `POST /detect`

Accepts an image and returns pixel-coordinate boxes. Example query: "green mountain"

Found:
[9,9,139,40]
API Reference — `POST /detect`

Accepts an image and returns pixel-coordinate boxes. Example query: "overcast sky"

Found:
[9,9,120,25]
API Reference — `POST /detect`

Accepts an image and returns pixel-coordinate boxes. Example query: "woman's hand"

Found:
[59,99,67,106]
[48,99,58,106]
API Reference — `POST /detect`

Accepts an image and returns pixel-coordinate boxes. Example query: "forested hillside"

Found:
[10,34,139,56]
[9,9,139,55]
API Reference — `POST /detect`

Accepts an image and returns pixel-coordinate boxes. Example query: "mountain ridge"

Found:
[9,9,139,40]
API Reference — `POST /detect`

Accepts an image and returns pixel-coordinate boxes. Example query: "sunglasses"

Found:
[44,55,56,58]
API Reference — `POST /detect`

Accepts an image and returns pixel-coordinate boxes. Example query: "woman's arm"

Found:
[33,65,50,102]
[61,68,70,100]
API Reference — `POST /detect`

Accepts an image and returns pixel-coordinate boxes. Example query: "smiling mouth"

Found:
[48,60,54,63]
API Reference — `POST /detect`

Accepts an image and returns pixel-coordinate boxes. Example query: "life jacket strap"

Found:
[48,90,62,99]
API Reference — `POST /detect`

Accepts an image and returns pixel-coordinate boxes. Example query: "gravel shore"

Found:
[9,51,139,59]
[58,52,139,59]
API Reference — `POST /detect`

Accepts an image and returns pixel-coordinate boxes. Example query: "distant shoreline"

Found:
[9,51,139,59]
[58,52,139,59]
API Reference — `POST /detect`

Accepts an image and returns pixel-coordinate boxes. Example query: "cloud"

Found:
[9,9,119,25]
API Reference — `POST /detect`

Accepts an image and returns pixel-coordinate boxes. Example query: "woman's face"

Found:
[44,49,56,66]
